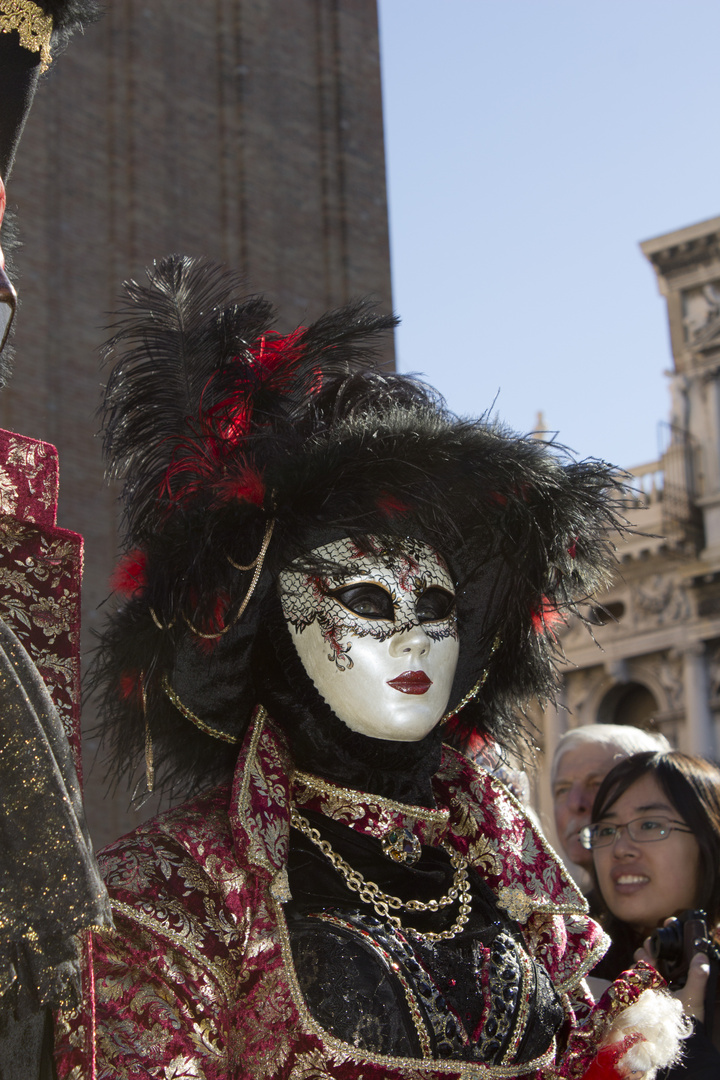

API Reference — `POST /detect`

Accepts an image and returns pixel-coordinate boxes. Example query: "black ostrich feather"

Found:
[102,256,274,537]
[102,255,397,542]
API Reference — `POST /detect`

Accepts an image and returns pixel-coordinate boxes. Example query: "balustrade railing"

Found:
[623,460,664,508]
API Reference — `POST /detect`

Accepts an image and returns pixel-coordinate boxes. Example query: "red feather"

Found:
[110,549,148,597]
[156,328,307,509]
[118,671,143,704]
[444,714,487,753]
[530,597,563,634]
[255,328,304,376]
[214,462,266,506]
[377,492,411,519]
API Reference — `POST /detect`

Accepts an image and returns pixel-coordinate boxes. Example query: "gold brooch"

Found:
[381,826,422,866]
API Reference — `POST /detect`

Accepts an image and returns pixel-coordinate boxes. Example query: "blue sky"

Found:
[377,1,720,469]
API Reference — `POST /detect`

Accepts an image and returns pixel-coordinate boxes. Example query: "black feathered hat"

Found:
[95,254,626,798]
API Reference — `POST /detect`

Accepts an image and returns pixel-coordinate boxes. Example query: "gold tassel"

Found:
[185,518,275,639]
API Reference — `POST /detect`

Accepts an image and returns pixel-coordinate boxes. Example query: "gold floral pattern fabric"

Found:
[0,429,83,772]
[55,712,665,1079]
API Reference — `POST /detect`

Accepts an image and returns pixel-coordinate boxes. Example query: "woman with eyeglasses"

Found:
[583,749,720,1077]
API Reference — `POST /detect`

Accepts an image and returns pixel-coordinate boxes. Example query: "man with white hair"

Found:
[551,724,670,872]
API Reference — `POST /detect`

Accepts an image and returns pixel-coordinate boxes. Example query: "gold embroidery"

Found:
[553,932,610,995]
[0,0,52,71]
[501,946,535,1064]
[0,524,80,740]
[0,468,18,517]
[110,899,236,1005]
[465,765,589,919]
[292,769,451,827]
[496,885,537,925]
[237,706,290,876]
[270,867,292,903]
[239,705,268,816]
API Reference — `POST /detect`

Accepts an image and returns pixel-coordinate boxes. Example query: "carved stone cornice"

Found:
[642,225,720,282]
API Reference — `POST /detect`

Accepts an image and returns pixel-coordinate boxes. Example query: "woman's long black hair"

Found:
[590,750,720,976]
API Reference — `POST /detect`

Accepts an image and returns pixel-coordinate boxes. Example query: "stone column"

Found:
[682,642,716,757]
[536,680,567,844]
[696,371,720,555]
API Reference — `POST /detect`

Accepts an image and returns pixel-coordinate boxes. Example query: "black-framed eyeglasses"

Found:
[579,815,693,851]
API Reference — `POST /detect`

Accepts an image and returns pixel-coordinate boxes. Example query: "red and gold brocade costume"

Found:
[56,708,663,1080]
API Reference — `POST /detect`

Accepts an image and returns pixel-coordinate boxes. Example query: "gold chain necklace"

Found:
[290,809,473,942]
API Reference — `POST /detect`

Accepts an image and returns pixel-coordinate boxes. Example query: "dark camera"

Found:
[647,909,713,989]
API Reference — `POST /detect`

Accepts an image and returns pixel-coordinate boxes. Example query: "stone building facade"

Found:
[535,214,720,844]
[2,0,393,848]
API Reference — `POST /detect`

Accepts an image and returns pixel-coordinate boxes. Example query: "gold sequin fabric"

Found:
[291,769,451,848]
[0,616,111,1011]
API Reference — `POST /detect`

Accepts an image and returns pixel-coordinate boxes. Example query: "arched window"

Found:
[596,681,659,730]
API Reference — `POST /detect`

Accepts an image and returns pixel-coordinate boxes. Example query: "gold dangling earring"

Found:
[141,673,154,793]
[442,634,501,723]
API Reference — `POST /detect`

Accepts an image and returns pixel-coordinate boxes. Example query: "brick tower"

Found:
[2,0,393,847]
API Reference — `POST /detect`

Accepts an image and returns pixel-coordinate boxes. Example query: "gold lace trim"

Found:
[292,769,451,825]
[0,1,53,72]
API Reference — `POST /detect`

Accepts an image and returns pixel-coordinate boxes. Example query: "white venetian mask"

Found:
[278,537,459,741]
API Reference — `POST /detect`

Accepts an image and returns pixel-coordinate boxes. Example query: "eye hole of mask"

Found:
[330,583,394,620]
[416,587,456,622]
[330,583,456,623]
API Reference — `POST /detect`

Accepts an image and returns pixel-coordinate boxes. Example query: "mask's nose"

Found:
[388,623,431,660]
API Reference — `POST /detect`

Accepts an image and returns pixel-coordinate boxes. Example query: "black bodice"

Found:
[285,803,565,1065]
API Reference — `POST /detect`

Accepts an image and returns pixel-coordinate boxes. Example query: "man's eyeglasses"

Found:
[579,815,693,851]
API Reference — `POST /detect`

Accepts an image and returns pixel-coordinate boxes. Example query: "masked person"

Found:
[56,256,690,1079]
